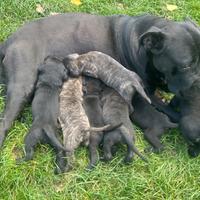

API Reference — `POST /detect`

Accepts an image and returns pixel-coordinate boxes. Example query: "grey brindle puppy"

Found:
[101,87,147,163]
[17,57,69,162]
[63,51,151,112]
[57,77,120,172]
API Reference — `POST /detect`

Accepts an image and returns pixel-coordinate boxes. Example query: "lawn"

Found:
[0,0,200,199]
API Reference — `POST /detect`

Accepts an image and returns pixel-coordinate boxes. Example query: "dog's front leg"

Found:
[0,49,37,147]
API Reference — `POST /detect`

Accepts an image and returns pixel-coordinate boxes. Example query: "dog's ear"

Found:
[62,53,79,67]
[139,26,166,54]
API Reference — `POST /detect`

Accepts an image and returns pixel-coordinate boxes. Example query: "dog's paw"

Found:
[85,164,96,171]
[144,146,164,154]
[16,158,25,164]
[123,156,133,164]
[188,147,200,158]
[100,154,113,162]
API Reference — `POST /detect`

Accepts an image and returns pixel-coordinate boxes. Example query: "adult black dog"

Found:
[0,13,199,148]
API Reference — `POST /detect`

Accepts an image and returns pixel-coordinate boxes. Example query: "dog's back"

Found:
[59,77,90,150]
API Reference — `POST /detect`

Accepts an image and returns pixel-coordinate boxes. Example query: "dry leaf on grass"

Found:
[71,0,82,6]
[36,4,45,14]
[166,4,178,11]
[50,12,60,16]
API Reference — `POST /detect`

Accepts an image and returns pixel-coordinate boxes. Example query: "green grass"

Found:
[0,0,200,199]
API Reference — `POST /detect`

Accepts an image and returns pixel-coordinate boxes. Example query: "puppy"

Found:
[82,77,105,169]
[17,56,69,162]
[56,77,119,172]
[130,94,178,153]
[101,87,147,163]
[63,51,151,112]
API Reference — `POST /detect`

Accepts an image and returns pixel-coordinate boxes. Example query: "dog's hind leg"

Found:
[144,127,164,153]
[119,126,134,163]
[16,128,41,163]
[43,125,68,152]
[103,130,120,161]
[87,132,103,170]
[0,45,38,147]
[120,126,148,163]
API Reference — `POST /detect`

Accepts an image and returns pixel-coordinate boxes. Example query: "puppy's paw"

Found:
[123,156,133,164]
[100,154,113,162]
[144,146,164,154]
[85,164,96,171]
[16,157,26,164]
[188,147,200,158]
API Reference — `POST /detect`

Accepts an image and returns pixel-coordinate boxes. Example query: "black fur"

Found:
[101,87,147,163]
[17,57,68,163]
[131,94,178,153]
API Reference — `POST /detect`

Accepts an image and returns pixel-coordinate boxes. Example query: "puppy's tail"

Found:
[87,123,122,132]
[134,84,151,105]
[120,126,148,163]
[132,143,148,163]
[43,126,70,152]
[166,121,178,129]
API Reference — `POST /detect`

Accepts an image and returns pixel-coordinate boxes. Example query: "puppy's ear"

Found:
[62,53,79,67]
[139,26,166,54]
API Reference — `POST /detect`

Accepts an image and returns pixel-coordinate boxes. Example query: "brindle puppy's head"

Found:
[63,53,82,77]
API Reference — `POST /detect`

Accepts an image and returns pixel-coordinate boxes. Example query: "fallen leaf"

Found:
[50,12,60,16]
[117,3,124,9]
[166,4,178,11]
[71,0,82,6]
[36,4,45,14]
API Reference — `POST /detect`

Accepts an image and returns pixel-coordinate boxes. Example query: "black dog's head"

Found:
[140,20,200,94]
[180,115,200,157]
[38,56,69,88]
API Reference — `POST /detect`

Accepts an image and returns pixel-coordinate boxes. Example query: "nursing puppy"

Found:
[63,51,151,112]
[17,56,69,162]
[131,95,178,153]
[83,77,105,169]
[101,87,147,163]
[57,77,118,172]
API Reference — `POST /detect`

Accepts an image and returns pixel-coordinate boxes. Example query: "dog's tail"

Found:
[134,84,151,104]
[87,123,122,132]
[120,126,148,163]
[43,126,70,152]
[166,121,178,129]
[132,143,148,163]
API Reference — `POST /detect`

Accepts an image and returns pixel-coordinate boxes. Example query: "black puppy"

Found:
[83,77,105,169]
[17,56,69,162]
[130,94,178,153]
[101,87,147,163]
